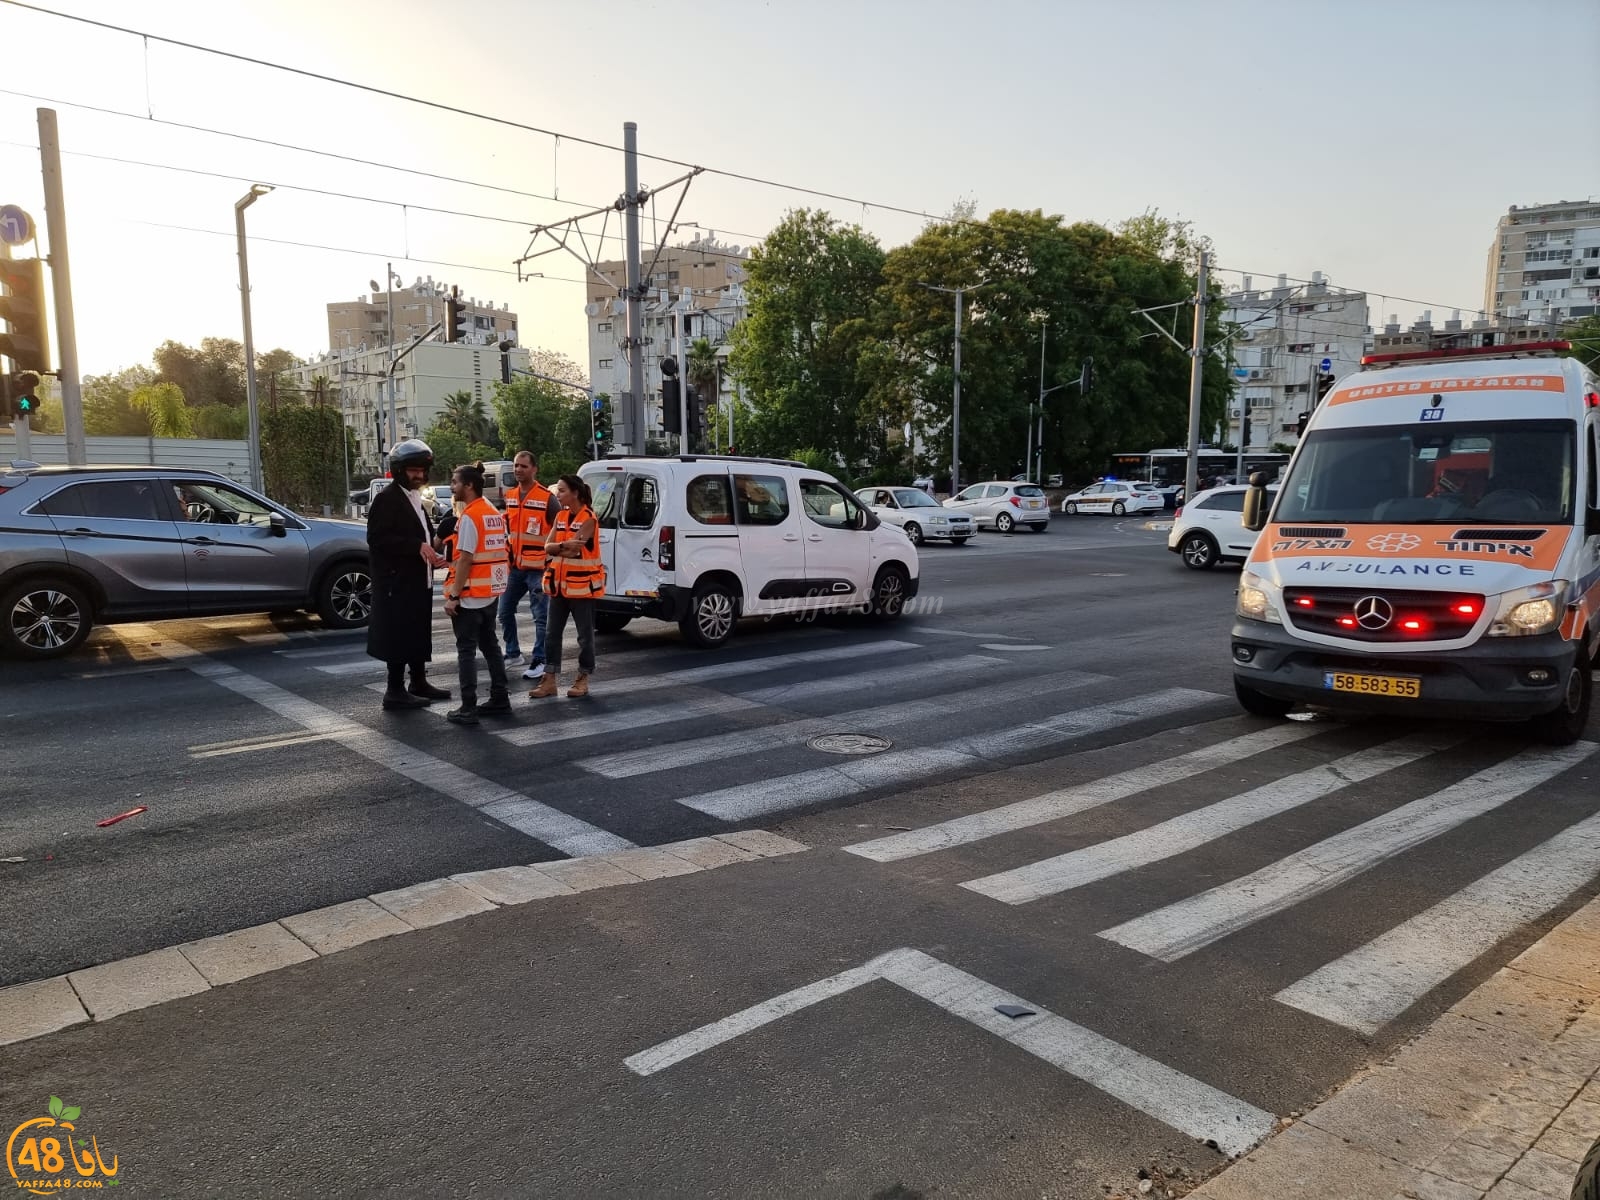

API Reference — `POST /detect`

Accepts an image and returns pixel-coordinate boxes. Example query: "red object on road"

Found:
[96,806,148,828]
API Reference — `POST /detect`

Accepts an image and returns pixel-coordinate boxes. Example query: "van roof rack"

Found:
[1361,339,1571,368]
[599,452,808,469]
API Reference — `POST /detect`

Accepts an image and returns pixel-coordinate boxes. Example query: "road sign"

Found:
[1319,357,1332,373]
[0,205,34,247]
[592,397,604,412]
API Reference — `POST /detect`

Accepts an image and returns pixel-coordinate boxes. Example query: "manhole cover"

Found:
[808,733,893,755]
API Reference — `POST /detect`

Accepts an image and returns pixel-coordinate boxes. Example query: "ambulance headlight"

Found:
[1488,581,1568,637]
[1236,571,1280,624]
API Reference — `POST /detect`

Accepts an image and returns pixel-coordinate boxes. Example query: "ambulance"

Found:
[1231,340,1600,744]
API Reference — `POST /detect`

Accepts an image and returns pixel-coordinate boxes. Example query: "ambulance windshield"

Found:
[1273,420,1575,525]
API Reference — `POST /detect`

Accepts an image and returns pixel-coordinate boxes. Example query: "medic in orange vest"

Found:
[441,463,513,724]
[530,473,606,700]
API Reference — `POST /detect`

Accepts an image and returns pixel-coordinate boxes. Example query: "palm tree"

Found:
[687,337,720,450]
[441,389,491,443]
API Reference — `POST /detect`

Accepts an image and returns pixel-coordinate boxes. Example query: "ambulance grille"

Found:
[1447,529,1545,541]
[1277,526,1345,538]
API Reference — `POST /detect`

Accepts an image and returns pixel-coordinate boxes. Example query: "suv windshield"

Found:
[1274,420,1576,526]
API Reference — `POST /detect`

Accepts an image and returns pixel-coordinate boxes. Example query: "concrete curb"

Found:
[0,830,809,1049]
[1190,893,1600,1200]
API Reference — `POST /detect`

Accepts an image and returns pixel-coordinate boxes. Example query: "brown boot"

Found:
[567,673,590,698]
[528,674,558,699]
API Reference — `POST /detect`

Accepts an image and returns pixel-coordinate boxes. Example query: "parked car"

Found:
[1166,484,1279,569]
[579,455,920,649]
[1059,481,1165,516]
[854,486,974,545]
[943,481,1051,533]
[0,463,373,659]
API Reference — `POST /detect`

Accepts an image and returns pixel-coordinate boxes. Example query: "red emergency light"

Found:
[1361,340,1570,367]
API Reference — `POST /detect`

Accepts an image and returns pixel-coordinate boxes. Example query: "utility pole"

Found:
[37,109,84,465]
[1031,322,1046,482]
[917,281,979,494]
[385,263,396,455]
[0,242,26,460]
[622,122,645,454]
[1184,251,1209,505]
[676,295,691,455]
[235,184,271,492]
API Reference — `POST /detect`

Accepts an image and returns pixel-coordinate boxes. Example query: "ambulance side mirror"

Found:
[1587,506,1600,538]
[1242,471,1271,533]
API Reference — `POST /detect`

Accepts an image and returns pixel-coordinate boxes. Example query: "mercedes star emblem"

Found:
[1354,595,1394,630]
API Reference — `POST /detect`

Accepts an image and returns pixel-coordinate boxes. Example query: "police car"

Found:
[1059,481,1166,516]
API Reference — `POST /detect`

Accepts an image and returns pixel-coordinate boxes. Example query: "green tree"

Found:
[729,208,886,463]
[129,382,193,438]
[262,404,350,510]
[154,338,246,408]
[687,337,720,447]
[420,418,500,484]
[440,389,493,444]
[1561,314,1600,371]
[492,375,589,466]
[82,366,157,435]
[190,404,249,440]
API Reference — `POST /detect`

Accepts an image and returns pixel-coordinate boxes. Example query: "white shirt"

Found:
[453,506,496,609]
[400,485,433,589]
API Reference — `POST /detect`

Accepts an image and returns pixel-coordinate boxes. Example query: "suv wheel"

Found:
[870,565,910,620]
[1,578,92,659]
[1180,532,1220,570]
[681,581,738,648]
[996,512,1015,534]
[1528,647,1592,746]
[902,521,924,546]
[315,561,373,628]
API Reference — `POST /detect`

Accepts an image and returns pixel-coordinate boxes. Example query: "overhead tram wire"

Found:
[0,1,963,229]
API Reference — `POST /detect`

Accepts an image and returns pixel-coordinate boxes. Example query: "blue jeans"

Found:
[498,567,548,661]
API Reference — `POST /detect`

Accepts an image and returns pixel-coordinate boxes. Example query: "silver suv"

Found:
[0,462,373,659]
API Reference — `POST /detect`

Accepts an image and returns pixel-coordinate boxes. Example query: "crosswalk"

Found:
[177,620,1600,1048]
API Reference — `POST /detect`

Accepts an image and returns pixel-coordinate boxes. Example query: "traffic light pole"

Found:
[37,109,84,466]
[0,242,26,460]
[622,122,645,455]
[1184,252,1209,506]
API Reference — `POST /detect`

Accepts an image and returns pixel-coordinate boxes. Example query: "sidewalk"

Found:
[1192,893,1600,1200]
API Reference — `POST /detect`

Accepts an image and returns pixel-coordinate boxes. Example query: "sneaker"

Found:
[522,661,546,681]
[446,704,480,726]
[503,652,525,667]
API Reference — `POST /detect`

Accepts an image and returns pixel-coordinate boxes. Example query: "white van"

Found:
[1232,340,1600,743]
[579,454,920,648]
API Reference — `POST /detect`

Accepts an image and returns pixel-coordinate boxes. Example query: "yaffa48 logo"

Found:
[6,1095,122,1193]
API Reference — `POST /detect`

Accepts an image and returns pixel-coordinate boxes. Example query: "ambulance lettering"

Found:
[1293,561,1475,576]
[1433,540,1537,559]
[1271,538,1353,552]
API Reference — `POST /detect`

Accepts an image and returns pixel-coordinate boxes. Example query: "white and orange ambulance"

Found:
[1232,340,1600,743]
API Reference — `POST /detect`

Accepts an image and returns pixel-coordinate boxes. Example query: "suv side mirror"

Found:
[1241,471,1271,532]
[269,512,288,538]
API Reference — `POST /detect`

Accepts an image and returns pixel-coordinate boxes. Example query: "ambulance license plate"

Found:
[1323,671,1420,699]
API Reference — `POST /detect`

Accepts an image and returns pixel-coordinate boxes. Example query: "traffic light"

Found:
[1315,372,1336,404]
[10,372,40,419]
[499,341,512,384]
[1296,410,1309,437]
[1079,356,1094,394]
[0,257,50,373]
[660,356,681,435]
[444,288,465,344]
[1241,411,1252,450]
[593,396,612,446]
[689,385,707,444]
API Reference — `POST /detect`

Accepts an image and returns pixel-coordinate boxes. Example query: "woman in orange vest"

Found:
[529,474,605,699]
[441,463,513,725]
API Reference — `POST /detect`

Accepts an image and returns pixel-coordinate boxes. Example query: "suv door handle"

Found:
[65,527,92,536]
[186,536,217,545]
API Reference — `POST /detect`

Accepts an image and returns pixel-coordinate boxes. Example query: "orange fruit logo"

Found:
[6,1096,121,1194]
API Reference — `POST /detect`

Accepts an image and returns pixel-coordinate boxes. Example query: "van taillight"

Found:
[658,525,675,572]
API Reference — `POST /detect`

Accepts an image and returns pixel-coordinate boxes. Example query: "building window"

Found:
[1287,342,1312,353]
[598,358,614,369]
[597,322,611,332]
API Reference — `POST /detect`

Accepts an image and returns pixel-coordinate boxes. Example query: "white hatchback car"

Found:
[854,486,974,545]
[1060,481,1165,516]
[943,481,1050,533]
[580,455,920,648]
[1166,484,1278,569]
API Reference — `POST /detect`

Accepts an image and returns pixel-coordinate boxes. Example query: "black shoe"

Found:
[446,704,480,726]
[478,693,513,717]
[382,689,429,711]
[408,679,451,701]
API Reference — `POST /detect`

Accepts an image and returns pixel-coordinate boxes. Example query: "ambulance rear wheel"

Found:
[1528,648,1592,746]
[1235,678,1293,719]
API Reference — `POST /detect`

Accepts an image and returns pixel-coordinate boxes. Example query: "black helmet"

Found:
[389,438,434,473]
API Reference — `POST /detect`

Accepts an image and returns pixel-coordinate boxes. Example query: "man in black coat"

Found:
[366,439,451,709]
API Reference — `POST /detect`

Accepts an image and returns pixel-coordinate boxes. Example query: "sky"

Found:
[0,0,1596,381]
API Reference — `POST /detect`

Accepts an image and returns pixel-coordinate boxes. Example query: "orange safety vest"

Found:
[542,504,606,600]
[445,496,510,601]
[505,481,554,572]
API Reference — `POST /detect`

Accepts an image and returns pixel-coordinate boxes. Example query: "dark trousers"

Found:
[451,603,508,704]
[545,594,596,676]
[386,661,428,691]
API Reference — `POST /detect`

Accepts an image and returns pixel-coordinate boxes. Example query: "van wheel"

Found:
[1528,648,1592,746]
[870,565,910,620]
[315,561,373,628]
[1235,678,1293,719]
[681,581,738,648]
[1,578,93,659]
[1180,532,1220,570]
[595,613,633,635]
[902,521,924,546]
[996,512,1015,534]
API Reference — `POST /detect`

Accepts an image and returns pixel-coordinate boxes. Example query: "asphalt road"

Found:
[3,515,1598,1198]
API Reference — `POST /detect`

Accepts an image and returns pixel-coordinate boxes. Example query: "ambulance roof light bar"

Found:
[1361,340,1571,368]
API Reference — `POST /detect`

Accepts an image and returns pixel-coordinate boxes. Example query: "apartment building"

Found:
[1483,199,1600,325]
[327,277,519,353]
[1221,273,1370,449]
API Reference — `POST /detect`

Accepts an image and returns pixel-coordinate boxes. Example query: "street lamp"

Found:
[916,280,985,494]
[235,184,273,492]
